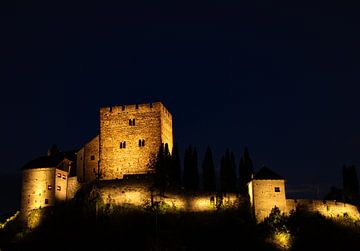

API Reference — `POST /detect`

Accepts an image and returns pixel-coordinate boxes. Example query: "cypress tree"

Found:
[239,147,254,194]
[183,145,199,191]
[202,146,216,191]
[220,148,237,193]
[169,143,181,189]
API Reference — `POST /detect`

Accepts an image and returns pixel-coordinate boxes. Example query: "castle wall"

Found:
[96,181,238,211]
[286,199,360,220]
[249,179,286,222]
[99,102,173,180]
[55,169,68,201]
[66,177,80,200]
[76,135,99,182]
[21,168,56,212]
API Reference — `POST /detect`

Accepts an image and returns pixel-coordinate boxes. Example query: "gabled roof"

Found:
[253,166,284,180]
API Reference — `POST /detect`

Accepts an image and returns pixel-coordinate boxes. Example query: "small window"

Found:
[139,139,142,147]
[129,119,132,126]
[57,186,61,191]
[142,139,145,147]
[274,187,280,192]
[62,174,66,180]
[122,105,125,111]
[48,185,52,190]
[57,173,61,178]
[136,104,139,109]
[132,119,135,126]
[120,141,126,149]
[90,155,95,160]
[45,199,49,204]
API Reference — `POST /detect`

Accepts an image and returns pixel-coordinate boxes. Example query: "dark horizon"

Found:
[2,2,360,214]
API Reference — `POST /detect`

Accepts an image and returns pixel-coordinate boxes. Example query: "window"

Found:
[275,187,280,192]
[136,104,139,109]
[57,186,61,191]
[62,174,66,180]
[45,199,49,204]
[129,119,136,126]
[122,105,125,111]
[120,141,126,149]
[90,155,95,160]
[48,185,52,190]
[139,139,145,147]
[57,173,61,178]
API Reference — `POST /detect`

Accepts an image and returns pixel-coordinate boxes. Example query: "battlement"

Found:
[100,102,172,118]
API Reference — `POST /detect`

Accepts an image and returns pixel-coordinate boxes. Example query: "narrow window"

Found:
[57,173,61,178]
[48,185,52,190]
[132,119,135,126]
[136,104,139,109]
[274,187,280,192]
[62,174,66,180]
[122,105,125,111]
[120,142,123,149]
[57,186,61,191]
[139,139,142,147]
[123,141,126,148]
[129,119,132,126]
[45,199,49,204]
[142,139,145,147]
[90,155,95,160]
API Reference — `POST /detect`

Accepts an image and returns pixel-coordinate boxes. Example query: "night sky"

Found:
[2,2,360,213]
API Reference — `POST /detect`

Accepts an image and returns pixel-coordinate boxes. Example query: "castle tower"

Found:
[248,167,287,222]
[99,102,173,180]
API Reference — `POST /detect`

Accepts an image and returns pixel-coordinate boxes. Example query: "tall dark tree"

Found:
[239,147,254,194]
[343,165,360,204]
[183,145,199,191]
[220,148,237,193]
[169,143,181,189]
[202,146,216,191]
[153,143,170,194]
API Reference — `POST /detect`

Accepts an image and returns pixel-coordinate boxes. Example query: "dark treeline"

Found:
[153,143,254,194]
[325,164,360,205]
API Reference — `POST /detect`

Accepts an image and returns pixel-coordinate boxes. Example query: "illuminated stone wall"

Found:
[66,177,80,200]
[76,135,99,182]
[21,168,56,212]
[99,102,173,180]
[97,181,239,212]
[55,169,68,201]
[249,179,287,222]
[286,199,360,220]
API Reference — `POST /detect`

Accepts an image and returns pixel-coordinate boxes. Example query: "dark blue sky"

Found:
[2,2,360,213]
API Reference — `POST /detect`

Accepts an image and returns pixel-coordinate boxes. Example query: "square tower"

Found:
[99,102,173,180]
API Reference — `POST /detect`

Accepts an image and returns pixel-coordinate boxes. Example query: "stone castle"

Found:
[20,102,360,226]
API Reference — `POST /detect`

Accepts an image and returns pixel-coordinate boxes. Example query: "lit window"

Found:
[57,186,61,191]
[45,199,49,204]
[90,155,95,160]
[275,187,280,192]
[57,173,61,178]
[48,185,52,190]
[62,174,66,180]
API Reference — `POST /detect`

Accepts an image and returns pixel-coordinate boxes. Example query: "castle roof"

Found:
[22,151,76,172]
[253,166,284,180]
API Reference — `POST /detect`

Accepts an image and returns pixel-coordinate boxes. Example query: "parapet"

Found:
[100,101,172,118]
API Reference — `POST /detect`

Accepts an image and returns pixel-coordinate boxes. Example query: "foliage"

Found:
[202,146,216,192]
[183,145,199,191]
[239,146,254,194]
[220,148,237,193]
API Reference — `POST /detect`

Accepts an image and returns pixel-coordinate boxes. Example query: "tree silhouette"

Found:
[239,147,254,194]
[183,145,199,191]
[202,146,216,192]
[169,143,181,189]
[220,148,237,193]
[153,143,171,194]
[343,165,360,204]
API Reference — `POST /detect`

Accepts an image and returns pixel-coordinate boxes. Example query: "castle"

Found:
[20,102,360,226]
